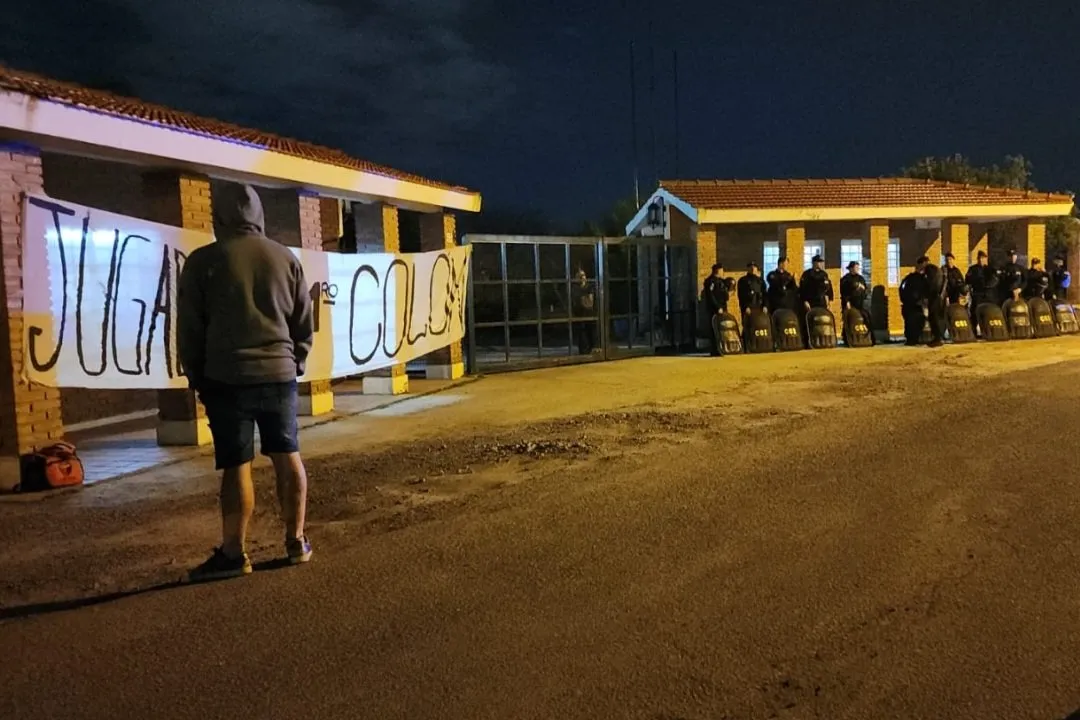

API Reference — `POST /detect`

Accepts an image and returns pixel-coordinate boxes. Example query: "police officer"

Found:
[799,254,834,348]
[999,247,1025,304]
[737,260,767,345]
[1050,255,1071,302]
[919,256,946,347]
[766,256,798,313]
[965,250,1000,334]
[1023,257,1050,300]
[702,262,729,356]
[839,260,874,345]
[943,252,966,305]
[899,263,929,346]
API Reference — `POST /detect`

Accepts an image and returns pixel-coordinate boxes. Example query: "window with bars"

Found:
[763,241,781,271]
[803,241,825,269]
[840,239,863,271]
[887,238,901,286]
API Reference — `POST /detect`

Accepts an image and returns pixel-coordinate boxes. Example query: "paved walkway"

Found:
[65,377,466,486]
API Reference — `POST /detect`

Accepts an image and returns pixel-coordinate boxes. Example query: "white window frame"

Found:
[887,238,901,286]
[763,241,781,271]
[840,239,863,272]
[803,241,825,270]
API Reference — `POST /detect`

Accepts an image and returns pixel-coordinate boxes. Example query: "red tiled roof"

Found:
[0,65,474,194]
[660,177,1073,210]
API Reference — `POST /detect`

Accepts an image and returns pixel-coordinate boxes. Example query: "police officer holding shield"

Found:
[965,250,1000,334]
[798,254,834,348]
[839,260,875,345]
[766,256,799,314]
[737,261,767,344]
[900,264,929,346]
[999,247,1025,304]
[702,263,730,356]
[919,256,946,347]
[1050,255,1071,302]
[943,252,966,305]
[1023,258,1051,300]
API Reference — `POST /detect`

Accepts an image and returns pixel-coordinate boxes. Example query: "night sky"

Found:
[2,0,1077,228]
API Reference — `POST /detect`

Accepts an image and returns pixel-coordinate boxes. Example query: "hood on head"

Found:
[213,183,265,237]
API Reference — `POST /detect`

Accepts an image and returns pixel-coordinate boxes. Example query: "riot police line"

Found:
[700,250,1076,355]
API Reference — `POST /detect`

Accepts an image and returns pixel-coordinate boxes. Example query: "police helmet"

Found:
[811,254,824,264]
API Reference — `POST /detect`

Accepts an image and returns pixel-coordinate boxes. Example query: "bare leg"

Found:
[220,462,255,558]
[270,452,308,541]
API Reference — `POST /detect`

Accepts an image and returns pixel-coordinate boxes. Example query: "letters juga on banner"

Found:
[20,194,471,390]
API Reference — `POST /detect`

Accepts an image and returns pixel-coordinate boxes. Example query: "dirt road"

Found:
[2,341,1080,719]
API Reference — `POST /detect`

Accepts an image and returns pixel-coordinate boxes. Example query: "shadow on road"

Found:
[0,558,294,621]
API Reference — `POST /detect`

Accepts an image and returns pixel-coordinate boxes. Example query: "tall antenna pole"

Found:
[673,49,680,177]
[629,40,640,206]
[648,21,658,190]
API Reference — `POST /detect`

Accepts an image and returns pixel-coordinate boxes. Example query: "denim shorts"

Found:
[198,380,300,470]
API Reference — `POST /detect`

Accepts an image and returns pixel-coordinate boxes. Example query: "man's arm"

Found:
[290,261,315,377]
[176,253,206,390]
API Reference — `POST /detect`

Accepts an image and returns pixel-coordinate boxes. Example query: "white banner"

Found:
[20,194,470,389]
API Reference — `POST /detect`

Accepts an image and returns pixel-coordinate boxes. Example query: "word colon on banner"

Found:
[20,194,470,390]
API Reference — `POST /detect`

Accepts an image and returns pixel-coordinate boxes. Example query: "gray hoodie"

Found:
[177,183,313,387]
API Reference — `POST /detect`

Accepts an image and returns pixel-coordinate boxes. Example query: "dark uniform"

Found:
[798,261,834,348]
[1050,260,1071,302]
[702,270,731,356]
[737,269,767,345]
[965,260,1000,332]
[922,262,946,344]
[899,270,929,345]
[736,272,766,313]
[944,264,966,304]
[1023,266,1051,301]
[765,266,798,313]
[839,270,874,345]
[999,254,1025,304]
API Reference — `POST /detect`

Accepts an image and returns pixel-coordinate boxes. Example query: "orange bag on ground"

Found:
[18,441,85,492]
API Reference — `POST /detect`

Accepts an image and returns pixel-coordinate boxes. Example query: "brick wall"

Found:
[41,153,159,423]
[319,197,341,251]
[260,187,303,248]
[0,148,65,462]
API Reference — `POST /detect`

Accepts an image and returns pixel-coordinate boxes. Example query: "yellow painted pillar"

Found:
[1025,218,1046,264]
[361,204,409,395]
[778,223,805,269]
[865,220,894,337]
[971,224,989,264]
[419,212,465,380]
[925,226,942,265]
[942,221,970,273]
[297,191,334,416]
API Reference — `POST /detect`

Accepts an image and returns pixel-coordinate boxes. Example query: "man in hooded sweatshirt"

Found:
[178,183,314,581]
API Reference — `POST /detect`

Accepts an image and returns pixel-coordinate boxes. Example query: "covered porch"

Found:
[626,178,1075,340]
[0,66,481,487]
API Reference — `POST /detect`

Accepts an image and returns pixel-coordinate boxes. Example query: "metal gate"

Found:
[465,234,694,373]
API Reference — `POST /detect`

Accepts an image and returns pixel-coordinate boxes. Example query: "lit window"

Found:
[763,241,780,271]
[840,239,863,271]
[803,241,825,269]
[887,238,900,286]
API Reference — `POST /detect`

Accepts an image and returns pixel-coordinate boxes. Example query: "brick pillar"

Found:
[419,212,464,380]
[297,192,334,416]
[1024,218,1046,265]
[778,223,805,269]
[865,220,893,340]
[143,171,213,447]
[971,224,989,263]
[319,197,341,252]
[925,226,943,265]
[694,224,718,347]
[361,204,408,395]
[943,221,970,273]
[0,145,65,490]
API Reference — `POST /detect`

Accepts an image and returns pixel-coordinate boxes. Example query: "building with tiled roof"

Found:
[0,65,479,467]
[626,177,1075,338]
